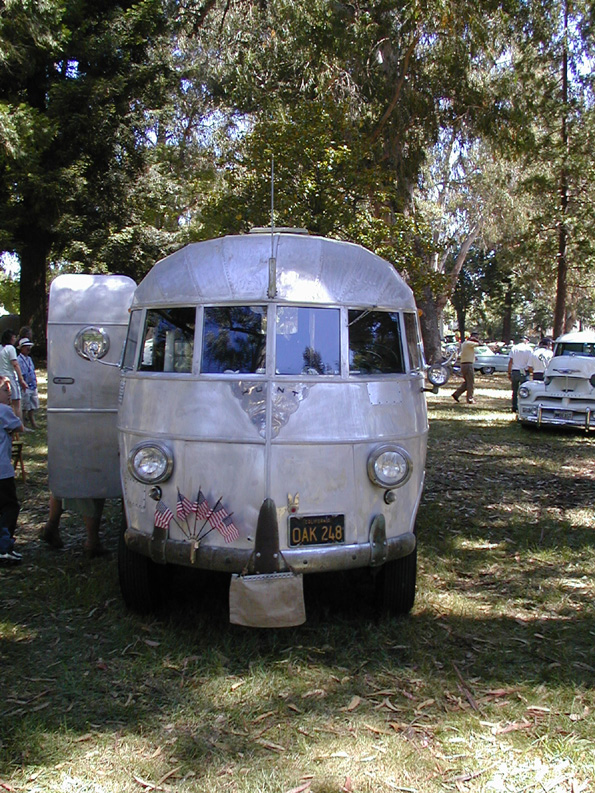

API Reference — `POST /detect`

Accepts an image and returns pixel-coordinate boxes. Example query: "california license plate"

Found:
[289,514,345,547]
[553,410,573,421]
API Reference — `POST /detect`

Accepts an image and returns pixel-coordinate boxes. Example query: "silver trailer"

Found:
[48,230,442,626]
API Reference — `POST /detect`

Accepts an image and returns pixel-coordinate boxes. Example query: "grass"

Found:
[1,372,594,793]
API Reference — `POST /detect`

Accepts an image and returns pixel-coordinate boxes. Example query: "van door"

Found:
[47,274,136,498]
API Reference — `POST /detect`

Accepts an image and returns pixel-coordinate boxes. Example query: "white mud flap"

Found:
[229,572,306,628]
[47,274,136,498]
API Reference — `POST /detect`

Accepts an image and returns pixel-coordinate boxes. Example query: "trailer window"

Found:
[276,307,340,375]
[348,310,405,374]
[139,307,196,373]
[403,312,424,371]
[202,306,266,373]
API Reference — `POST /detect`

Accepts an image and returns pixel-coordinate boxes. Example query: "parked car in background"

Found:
[473,344,511,375]
[517,330,595,430]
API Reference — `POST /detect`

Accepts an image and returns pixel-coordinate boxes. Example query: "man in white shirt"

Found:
[507,336,533,412]
[527,338,553,381]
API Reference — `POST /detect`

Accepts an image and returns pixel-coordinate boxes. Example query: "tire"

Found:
[481,366,495,375]
[118,521,162,614]
[375,546,417,616]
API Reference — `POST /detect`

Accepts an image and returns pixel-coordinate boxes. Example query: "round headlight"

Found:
[367,445,412,489]
[518,385,530,399]
[128,442,173,484]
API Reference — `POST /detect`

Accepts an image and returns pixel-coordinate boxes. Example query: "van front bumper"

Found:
[124,526,416,574]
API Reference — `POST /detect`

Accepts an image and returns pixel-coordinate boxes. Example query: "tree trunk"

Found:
[455,306,466,342]
[418,285,443,364]
[502,281,512,341]
[19,229,50,354]
[553,0,569,339]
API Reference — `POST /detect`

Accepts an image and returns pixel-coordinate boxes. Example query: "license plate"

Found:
[553,410,573,420]
[289,514,345,547]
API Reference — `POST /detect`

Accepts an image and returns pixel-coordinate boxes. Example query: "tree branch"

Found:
[368,32,420,146]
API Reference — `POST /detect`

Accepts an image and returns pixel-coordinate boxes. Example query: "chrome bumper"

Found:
[124,526,416,574]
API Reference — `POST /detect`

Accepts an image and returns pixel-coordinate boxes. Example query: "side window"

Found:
[122,310,142,370]
[403,312,424,371]
[276,307,340,375]
[139,307,196,373]
[201,306,267,373]
[348,310,405,374]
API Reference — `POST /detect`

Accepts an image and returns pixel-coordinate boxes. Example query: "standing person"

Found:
[17,338,38,429]
[0,329,28,421]
[507,336,533,412]
[527,338,553,381]
[452,333,480,404]
[0,377,24,563]
[40,494,108,558]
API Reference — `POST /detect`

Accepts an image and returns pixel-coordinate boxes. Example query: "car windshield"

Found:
[555,342,595,358]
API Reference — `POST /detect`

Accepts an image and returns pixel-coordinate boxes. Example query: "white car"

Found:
[473,344,511,374]
[517,330,595,430]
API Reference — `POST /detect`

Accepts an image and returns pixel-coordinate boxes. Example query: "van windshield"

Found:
[348,310,405,374]
[276,307,340,375]
[139,307,196,373]
[202,306,267,373]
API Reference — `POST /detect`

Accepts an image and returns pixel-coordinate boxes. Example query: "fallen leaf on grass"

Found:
[341,776,354,792]
[415,698,435,712]
[285,783,312,793]
[74,733,94,743]
[493,720,532,735]
[301,688,327,699]
[341,696,361,712]
[253,711,275,723]
[364,723,391,735]
[0,781,16,791]
[143,639,160,648]
[256,739,286,753]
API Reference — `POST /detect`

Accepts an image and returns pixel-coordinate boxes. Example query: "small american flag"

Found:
[177,491,194,520]
[195,489,211,521]
[154,500,173,529]
[208,503,239,543]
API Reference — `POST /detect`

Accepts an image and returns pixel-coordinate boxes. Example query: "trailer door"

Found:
[47,274,136,498]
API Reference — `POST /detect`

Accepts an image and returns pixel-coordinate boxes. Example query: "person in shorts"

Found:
[17,338,39,429]
[0,376,24,563]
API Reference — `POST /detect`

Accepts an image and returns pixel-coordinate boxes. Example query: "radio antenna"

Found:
[268,154,277,298]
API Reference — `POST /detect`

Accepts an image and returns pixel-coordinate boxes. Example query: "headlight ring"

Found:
[367,445,412,489]
[518,385,531,399]
[128,441,174,484]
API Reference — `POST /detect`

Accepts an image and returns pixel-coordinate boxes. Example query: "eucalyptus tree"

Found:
[177,0,534,360]
[0,0,173,339]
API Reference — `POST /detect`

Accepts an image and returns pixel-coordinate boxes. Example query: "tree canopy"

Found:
[1,0,594,349]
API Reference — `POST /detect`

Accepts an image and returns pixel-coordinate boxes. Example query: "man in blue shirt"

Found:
[0,376,24,563]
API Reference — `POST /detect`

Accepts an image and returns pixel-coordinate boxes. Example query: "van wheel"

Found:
[375,547,417,616]
[118,523,161,613]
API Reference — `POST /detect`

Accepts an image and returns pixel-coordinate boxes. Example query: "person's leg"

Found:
[0,477,19,537]
[83,499,107,557]
[467,366,475,402]
[11,398,22,421]
[40,494,65,549]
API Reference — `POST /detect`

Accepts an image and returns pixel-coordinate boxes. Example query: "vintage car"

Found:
[473,344,511,374]
[47,229,447,627]
[517,330,595,430]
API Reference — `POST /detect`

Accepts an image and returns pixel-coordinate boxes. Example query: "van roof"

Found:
[131,233,416,310]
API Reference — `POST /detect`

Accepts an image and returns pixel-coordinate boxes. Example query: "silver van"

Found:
[48,230,443,625]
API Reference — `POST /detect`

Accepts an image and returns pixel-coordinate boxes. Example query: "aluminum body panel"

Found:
[120,375,427,573]
[131,233,416,310]
[48,274,136,498]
